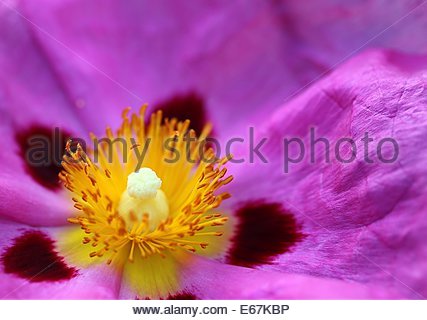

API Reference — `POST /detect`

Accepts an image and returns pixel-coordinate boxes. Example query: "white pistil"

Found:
[118,167,169,229]
[127,168,162,199]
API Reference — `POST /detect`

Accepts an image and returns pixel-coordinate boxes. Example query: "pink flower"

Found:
[0,0,426,299]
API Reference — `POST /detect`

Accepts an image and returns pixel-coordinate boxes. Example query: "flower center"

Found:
[60,106,233,269]
[118,168,169,229]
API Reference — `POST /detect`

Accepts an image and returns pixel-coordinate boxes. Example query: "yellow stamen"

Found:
[60,106,232,265]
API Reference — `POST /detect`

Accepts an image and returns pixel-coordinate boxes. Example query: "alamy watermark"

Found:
[22,127,399,174]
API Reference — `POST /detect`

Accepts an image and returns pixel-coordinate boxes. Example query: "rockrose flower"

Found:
[0,0,426,299]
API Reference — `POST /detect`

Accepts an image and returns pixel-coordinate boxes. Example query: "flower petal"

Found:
[4,0,427,138]
[0,118,74,226]
[15,0,292,137]
[0,5,89,225]
[163,256,403,299]
[272,0,427,97]
[0,221,120,299]
[0,4,85,131]
[227,49,427,298]
[119,252,184,300]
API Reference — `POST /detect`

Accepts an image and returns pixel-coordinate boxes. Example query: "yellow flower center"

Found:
[58,106,233,298]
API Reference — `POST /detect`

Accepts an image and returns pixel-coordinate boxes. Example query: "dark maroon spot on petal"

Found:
[1,230,77,282]
[153,92,210,135]
[16,125,71,190]
[139,292,197,300]
[166,292,197,300]
[227,201,305,268]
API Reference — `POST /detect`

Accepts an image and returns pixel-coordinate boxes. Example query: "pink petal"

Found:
[227,49,427,298]
[170,256,403,299]
[0,221,120,299]
[14,0,292,138]
[272,0,427,97]
[0,174,74,226]
[0,4,85,132]
[3,0,427,139]
[0,118,73,226]
[0,5,90,226]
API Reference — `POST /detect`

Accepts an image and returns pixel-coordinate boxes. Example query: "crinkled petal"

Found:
[227,49,427,298]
